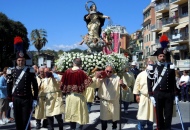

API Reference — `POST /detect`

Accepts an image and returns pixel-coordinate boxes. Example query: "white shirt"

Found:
[179,75,190,85]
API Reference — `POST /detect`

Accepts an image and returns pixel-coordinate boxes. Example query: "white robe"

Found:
[93,75,127,121]
[133,71,154,122]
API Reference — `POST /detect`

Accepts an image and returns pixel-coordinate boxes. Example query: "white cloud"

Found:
[45,42,88,51]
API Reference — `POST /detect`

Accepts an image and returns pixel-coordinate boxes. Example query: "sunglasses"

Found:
[106,70,112,73]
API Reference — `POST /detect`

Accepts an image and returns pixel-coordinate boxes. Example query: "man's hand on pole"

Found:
[150,96,156,107]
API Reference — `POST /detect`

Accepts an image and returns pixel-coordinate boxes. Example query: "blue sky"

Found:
[0,0,151,51]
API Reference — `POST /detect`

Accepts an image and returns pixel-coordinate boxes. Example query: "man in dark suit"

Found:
[6,36,38,130]
[147,47,179,130]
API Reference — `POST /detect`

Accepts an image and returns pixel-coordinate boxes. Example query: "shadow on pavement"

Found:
[172,122,190,130]
[0,123,16,130]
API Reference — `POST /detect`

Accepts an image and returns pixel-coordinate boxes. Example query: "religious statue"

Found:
[84,2,110,39]
[103,29,114,51]
[80,1,110,54]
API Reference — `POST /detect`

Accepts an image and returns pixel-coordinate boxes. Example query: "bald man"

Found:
[43,67,64,130]
[93,65,128,130]
[34,67,48,129]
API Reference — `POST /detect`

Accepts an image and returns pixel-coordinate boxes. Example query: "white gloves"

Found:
[9,102,13,108]
[175,96,179,103]
[32,100,38,107]
[150,96,156,107]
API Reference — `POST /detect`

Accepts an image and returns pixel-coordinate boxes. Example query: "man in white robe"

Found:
[93,65,128,130]
[133,58,155,130]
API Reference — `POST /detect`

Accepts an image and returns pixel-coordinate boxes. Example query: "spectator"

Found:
[0,72,3,76]
[32,65,39,76]
[0,67,9,124]
[175,68,181,90]
[179,70,190,102]
[130,61,140,79]
[121,66,135,114]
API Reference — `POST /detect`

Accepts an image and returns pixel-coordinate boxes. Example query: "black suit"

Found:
[7,66,38,130]
[147,62,178,130]
[131,68,140,79]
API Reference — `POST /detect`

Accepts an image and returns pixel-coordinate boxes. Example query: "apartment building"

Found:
[142,2,157,59]
[128,30,144,69]
[103,25,130,50]
[152,0,189,70]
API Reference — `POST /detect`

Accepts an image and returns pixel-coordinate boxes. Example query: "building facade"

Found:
[103,25,130,52]
[143,2,157,58]
[129,30,144,69]
[148,0,190,70]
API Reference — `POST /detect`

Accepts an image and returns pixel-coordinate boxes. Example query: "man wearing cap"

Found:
[147,35,179,130]
[6,36,38,130]
[130,61,140,79]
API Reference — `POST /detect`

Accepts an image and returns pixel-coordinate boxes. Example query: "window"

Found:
[184,26,188,33]
[149,34,151,41]
[144,10,150,19]
[181,4,188,17]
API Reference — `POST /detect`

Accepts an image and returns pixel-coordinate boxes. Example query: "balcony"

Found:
[171,32,189,44]
[151,22,162,32]
[155,3,169,13]
[170,0,188,5]
[162,16,179,27]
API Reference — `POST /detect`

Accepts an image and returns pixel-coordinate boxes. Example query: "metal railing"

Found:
[155,3,169,12]
[162,16,179,26]
[171,32,189,41]
[151,22,162,30]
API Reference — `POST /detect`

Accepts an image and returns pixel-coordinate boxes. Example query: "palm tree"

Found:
[30,29,48,54]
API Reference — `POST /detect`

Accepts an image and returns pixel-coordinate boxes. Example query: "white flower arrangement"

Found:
[55,52,129,75]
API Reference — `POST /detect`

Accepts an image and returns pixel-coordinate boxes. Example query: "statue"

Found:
[103,29,114,51]
[80,1,110,54]
[84,1,110,39]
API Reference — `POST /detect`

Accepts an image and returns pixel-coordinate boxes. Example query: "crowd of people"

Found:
[0,49,190,130]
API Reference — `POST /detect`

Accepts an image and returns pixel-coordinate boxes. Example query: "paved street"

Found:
[0,101,190,130]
